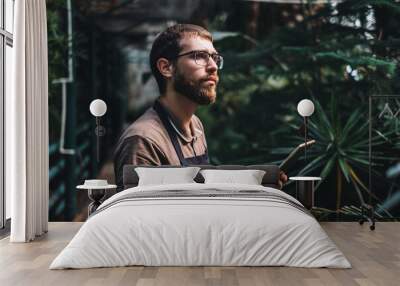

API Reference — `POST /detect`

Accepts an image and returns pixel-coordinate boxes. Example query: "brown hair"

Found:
[149,24,213,94]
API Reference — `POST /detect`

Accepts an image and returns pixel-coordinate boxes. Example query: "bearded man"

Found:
[113,24,218,188]
[113,24,287,190]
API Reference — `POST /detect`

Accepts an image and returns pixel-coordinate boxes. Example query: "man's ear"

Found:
[156,58,174,79]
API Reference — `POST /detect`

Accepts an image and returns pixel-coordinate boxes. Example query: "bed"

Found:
[50,165,351,269]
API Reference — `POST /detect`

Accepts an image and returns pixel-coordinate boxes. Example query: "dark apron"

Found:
[153,101,209,166]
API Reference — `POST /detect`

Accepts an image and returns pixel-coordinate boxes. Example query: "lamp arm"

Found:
[96,117,100,162]
[304,116,308,163]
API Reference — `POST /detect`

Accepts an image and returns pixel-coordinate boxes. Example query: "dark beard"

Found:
[173,70,216,105]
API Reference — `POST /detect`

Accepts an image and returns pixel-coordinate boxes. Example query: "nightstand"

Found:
[77,180,117,216]
[289,176,321,210]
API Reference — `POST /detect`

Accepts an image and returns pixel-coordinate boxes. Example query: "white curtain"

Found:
[7,0,49,242]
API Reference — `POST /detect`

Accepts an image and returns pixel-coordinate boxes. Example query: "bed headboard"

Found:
[122,164,281,190]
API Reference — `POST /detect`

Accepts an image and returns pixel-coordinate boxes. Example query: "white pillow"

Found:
[135,167,200,186]
[200,169,266,185]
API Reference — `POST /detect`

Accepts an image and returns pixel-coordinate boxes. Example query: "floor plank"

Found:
[0,222,399,286]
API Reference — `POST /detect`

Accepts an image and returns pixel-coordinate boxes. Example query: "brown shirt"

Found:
[113,102,208,189]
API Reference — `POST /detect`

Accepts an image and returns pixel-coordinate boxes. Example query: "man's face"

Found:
[172,36,219,105]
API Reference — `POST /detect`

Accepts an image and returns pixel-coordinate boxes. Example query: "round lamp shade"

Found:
[89,99,107,117]
[297,99,315,117]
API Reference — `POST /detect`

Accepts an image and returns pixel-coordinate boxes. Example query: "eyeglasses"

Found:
[174,50,224,70]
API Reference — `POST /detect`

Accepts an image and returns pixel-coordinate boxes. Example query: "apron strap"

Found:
[153,101,188,166]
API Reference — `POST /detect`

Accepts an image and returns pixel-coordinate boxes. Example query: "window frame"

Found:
[0,0,13,231]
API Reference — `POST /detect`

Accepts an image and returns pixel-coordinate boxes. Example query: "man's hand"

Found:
[278,171,288,189]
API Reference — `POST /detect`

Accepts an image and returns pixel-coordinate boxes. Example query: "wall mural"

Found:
[45,0,400,222]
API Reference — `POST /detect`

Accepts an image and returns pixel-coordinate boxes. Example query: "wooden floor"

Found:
[0,222,399,286]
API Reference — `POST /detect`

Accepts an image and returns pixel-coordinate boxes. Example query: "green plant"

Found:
[197,1,400,217]
[272,96,399,213]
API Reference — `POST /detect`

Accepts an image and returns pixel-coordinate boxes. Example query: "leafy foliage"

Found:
[278,97,399,211]
[198,0,400,213]
[47,0,68,141]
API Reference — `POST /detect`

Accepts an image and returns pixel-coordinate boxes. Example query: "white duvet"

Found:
[50,183,351,269]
